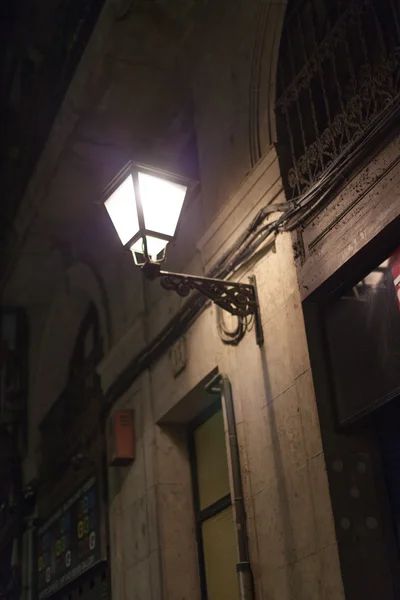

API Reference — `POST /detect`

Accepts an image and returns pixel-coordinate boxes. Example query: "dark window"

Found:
[324,251,400,425]
[0,0,106,244]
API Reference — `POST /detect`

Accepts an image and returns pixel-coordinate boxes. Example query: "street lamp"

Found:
[103,162,263,345]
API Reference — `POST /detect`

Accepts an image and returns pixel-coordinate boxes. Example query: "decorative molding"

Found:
[303,134,400,258]
[298,132,400,299]
[249,1,271,165]
[249,0,287,166]
[169,337,187,378]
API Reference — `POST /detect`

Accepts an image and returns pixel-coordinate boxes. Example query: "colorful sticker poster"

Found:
[37,477,101,599]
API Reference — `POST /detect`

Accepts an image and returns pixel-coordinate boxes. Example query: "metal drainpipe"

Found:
[205,374,255,600]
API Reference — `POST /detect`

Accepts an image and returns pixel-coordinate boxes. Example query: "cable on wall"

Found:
[103,100,400,415]
[216,308,248,346]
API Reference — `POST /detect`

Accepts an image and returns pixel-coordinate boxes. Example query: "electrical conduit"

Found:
[205,373,255,600]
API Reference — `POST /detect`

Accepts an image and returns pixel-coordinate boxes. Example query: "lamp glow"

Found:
[104,174,139,245]
[103,162,190,266]
[139,172,187,237]
[103,162,264,346]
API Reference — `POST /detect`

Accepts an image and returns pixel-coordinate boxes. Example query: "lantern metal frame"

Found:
[104,162,264,346]
[103,161,193,266]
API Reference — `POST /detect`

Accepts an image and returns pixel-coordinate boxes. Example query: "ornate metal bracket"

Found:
[142,264,264,346]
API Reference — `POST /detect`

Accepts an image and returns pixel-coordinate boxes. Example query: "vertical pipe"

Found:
[206,374,255,600]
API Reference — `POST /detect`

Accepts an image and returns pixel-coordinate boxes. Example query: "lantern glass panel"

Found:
[138,171,187,237]
[130,236,168,264]
[105,174,139,245]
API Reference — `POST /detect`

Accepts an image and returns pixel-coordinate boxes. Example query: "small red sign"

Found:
[390,247,400,310]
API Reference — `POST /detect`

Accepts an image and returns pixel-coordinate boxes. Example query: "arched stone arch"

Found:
[26,260,111,481]
[249,0,288,165]
[65,258,112,352]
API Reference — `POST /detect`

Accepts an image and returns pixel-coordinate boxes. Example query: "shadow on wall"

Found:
[30,260,111,437]
[260,350,306,598]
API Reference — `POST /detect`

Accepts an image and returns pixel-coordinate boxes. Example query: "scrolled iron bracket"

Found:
[142,264,264,346]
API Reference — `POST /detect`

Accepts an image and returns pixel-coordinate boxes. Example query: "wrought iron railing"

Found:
[276,0,400,199]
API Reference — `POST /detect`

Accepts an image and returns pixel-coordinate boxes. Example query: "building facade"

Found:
[0,0,400,599]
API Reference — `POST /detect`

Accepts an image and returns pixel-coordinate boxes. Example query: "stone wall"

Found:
[2,0,346,598]
[99,149,344,599]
